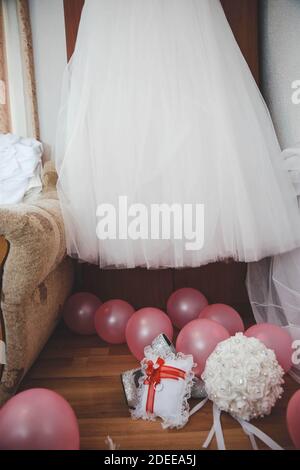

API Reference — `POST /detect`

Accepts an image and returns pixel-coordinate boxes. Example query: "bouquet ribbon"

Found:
[144,358,186,413]
[189,400,283,451]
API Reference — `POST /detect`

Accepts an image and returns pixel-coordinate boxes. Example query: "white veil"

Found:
[247,143,300,382]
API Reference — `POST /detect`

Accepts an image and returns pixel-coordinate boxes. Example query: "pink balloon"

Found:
[167,288,208,329]
[126,308,174,360]
[176,318,230,377]
[287,390,300,449]
[63,292,102,335]
[245,323,293,372]
[0,389,80,450]
[199,303,245,336]
[95,299,135,344]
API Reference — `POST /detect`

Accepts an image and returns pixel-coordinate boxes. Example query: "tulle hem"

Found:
[66,240,300,270]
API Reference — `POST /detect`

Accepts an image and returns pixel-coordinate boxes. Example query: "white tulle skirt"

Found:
[56,0,300,268]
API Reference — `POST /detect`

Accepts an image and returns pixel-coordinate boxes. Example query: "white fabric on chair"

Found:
[0,133,43,205]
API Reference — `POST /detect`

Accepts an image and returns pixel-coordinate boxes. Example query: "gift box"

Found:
[121,334,176,410]
[131,353,195,429]
[121,334,207,411]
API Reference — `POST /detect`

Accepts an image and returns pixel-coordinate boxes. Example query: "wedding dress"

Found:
[56,0,300,268]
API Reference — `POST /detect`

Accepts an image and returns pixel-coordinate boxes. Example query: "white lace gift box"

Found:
[122,334,206,411]
[131,352,195,429]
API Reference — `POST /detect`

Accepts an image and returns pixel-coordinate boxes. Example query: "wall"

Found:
[261,0,300,149]
[29,0,67,159]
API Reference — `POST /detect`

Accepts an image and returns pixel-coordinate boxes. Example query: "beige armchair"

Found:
[0,162,74,405]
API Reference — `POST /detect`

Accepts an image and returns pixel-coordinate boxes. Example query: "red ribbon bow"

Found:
[144,357,186,414]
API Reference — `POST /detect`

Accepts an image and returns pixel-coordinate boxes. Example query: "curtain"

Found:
[0,0,39,138]
[0,1,10,133]
[16,0,39,139]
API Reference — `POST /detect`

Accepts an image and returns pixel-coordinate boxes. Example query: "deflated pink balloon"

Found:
[95,299,135,344]
[167,288,208,329]
[0,389,80,450]
[199,303,245,336]
[245,323,293,372]
[63,292,102,335]
[287,390,300,449]
[176,318,230,377]
[126,307,174,360]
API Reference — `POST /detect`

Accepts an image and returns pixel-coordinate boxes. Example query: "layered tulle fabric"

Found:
[56,0,300,268]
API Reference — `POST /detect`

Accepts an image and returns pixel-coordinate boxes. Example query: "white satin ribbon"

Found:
[202,405,226,450]
[234,416,283,451]
[191,401,284,451]
[203,425,215,449]
[0,340,6,365]
[189,397,208,417]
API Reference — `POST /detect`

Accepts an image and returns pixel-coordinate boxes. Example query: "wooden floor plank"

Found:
[20,323,298,450]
